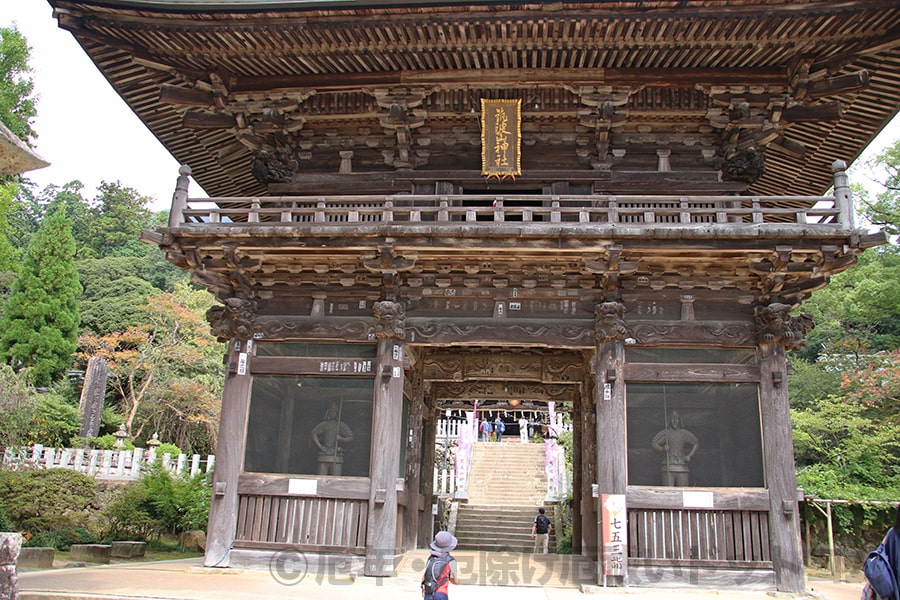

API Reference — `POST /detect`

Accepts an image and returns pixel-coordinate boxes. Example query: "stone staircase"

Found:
[455,442,557,553]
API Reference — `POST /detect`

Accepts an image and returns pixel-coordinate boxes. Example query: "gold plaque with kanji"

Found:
[481,98,521,180]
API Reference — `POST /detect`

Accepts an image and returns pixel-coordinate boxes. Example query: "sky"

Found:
[3,1,202,211]
[2,2,899,212]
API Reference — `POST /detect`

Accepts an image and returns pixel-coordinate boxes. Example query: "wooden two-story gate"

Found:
[49,0,898,592]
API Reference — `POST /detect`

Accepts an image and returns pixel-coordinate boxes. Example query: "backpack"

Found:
[422,555,452,594]
[864,542,898,600]
[535,515,551,534]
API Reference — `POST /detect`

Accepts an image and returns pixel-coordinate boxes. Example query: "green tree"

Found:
[859,139,900,235]
[0,205,81,386]
[87,181,153,257]
[0,25,37,145]
[795,246,900,362]
[792,350,900,500]
[0,364,39,452]
[78,256,158,334]
[77,283,223,453]
[0,182,21,295]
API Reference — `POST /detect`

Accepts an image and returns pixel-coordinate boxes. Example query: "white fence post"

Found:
[87,449,99,476]
[3,445,217,481]
[130,448,143,478]
[43,448,56,470]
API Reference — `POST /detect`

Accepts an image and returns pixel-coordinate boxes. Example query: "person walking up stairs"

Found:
[454,442,557,553]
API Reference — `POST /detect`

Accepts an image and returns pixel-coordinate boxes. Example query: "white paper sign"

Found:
[682,491,714,509]
[237,352,248,375]
[288,479,318,496]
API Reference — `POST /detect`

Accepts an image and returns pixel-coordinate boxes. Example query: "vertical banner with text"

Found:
[601,493,627,578]
[481,98,522,180]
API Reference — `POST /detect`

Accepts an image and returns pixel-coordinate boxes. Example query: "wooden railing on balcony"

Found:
[167,161,857,230]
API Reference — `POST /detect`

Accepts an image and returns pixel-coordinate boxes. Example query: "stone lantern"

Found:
[113,424,129,450]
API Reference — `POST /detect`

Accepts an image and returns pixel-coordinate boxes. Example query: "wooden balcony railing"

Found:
[167,161,856,230]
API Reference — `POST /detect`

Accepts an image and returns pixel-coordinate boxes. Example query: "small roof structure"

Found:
[0,121,49,176]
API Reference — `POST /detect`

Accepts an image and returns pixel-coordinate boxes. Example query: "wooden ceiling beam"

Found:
[230,67,788,95]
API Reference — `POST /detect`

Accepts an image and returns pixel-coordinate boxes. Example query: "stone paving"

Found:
[13,553,868,600]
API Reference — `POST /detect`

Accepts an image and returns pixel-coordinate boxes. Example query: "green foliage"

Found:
[787,355,842,411]
[86,182,153,258]
[99,483,157,541]
[556,429,573,471]
[0,364,39,450]
[0,26,37,145]
[859,139,900,236]
[0,204,81,386]
[30,394,80,448]
[26,526,96,551]
[132,464,211,536]
[154,442,183,457]
[0,505,13,531]
[77,283,224,454]
[0,469,97,532]
[0,183,21,288]
[792,350,900,503]
[83,433,135,451]
[796,246,900,362]
[78,257,157,334]
[554,495,574,555]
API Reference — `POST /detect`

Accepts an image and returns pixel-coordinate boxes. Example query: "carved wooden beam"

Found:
[232,68,787,95]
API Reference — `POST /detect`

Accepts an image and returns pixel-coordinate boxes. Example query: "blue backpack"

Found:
[864,542,898,600]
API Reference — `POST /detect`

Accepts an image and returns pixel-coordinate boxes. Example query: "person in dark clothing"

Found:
[878,504,900,600]
[531,507,552,554]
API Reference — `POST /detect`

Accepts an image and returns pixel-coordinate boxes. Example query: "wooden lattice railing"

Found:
[166,161,856,230]
[174,194,843,227]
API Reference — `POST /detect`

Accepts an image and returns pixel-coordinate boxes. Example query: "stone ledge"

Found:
[110,541,147,558]
[18,547,55,570]
[69,544,111,564]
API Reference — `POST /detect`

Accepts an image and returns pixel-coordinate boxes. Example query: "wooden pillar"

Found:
[204,339,253,568]
[594,301,628,585]
[759,340,804,593]
[595,338,626,584]
[365,301,406,576]
[580,379,597,560]
[418,397,438,547]
[571,381,583,555]
[402,354,425,551]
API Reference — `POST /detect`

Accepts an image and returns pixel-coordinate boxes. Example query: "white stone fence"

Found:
[1,445,215,481]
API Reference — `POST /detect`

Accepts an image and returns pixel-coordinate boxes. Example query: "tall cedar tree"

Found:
[0,205,81,385]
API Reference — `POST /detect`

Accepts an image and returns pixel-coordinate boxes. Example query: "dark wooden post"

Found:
[365,301,406,576]
[756,303,811,593]
[204,338,253,568]
[759,340,804,592]
[403,352,425,551]
[571,379,583,555]
[418,396,439,547]
[580,383,597,560]
[594,301,628,585]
